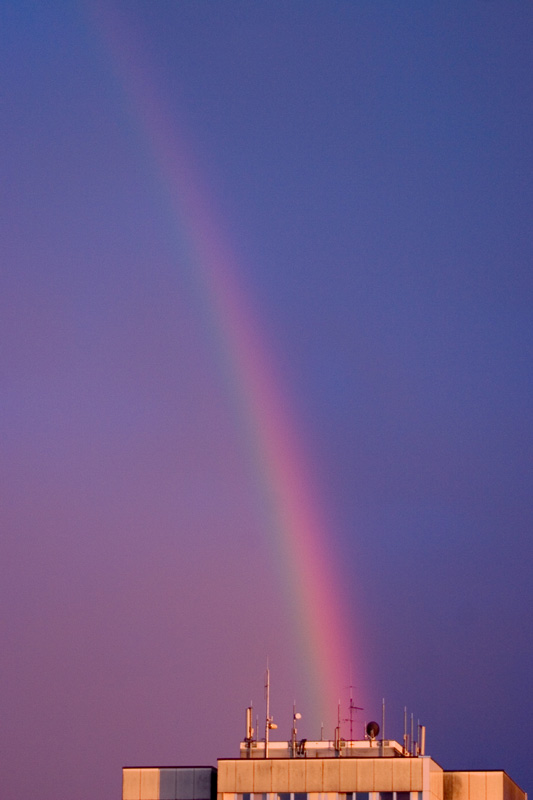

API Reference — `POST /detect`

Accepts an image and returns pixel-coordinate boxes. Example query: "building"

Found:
[123,766,217,800]
[122,708,526,800]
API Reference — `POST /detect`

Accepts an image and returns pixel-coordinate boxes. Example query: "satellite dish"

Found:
[366,721,380,740]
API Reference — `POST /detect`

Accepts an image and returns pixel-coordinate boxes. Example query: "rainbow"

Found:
[89,3,366,734]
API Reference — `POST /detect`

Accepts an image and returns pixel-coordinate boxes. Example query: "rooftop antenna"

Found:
[403,707,408,755]
[264,664,277,758]
[411,713,414,758]
[343,671,363,743]
[291,702,302,757]
[334,699,341,751]
[365,720,380,747]
[381,698,386,756]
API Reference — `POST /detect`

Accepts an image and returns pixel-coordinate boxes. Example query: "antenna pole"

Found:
[349,667,353,742]
[349,682,353,741]
[265,666,270,758]
[291,701,296,758]
[264,665,277,757]
[381,698,385,756]
[343,676,363,745]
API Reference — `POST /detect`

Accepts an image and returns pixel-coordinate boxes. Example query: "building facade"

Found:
[123,725,526,800]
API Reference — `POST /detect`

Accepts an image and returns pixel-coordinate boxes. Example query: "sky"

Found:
[1,1,532,798]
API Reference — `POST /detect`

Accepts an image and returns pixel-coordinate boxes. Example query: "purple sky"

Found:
[1,2,532,798]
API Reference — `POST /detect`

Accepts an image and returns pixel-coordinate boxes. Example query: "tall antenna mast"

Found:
[381,698,386,756]
[265,666,270,758]
[264,664,277,758]
[344,672,363,742]
[291,702,302,757]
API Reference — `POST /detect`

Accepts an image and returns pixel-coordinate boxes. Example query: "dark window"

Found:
[397,793,410,800]
[356,794,369,800]
[380,793,393,800]
[294,794,307,800]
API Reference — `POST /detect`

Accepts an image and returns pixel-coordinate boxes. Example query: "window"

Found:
[237,794,306,800]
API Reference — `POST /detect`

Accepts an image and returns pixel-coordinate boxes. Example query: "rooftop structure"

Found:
[123,686,526,800]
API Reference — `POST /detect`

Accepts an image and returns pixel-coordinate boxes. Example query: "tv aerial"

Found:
[343,679,363,741]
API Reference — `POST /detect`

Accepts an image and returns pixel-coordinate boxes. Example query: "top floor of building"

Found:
[122,705,526,800]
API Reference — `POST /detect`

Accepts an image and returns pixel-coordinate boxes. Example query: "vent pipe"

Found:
[419,725,426,756]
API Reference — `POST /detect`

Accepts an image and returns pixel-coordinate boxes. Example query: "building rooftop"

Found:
[238,739,408,759]
[122,692,527,800]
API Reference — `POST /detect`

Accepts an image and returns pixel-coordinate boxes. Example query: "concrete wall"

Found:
[443,771,525,800]
[428,758,443,800]
[218,757,429,795]
[503,773,527,800]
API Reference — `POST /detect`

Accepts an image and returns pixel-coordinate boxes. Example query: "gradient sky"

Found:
[1,2,532,799]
